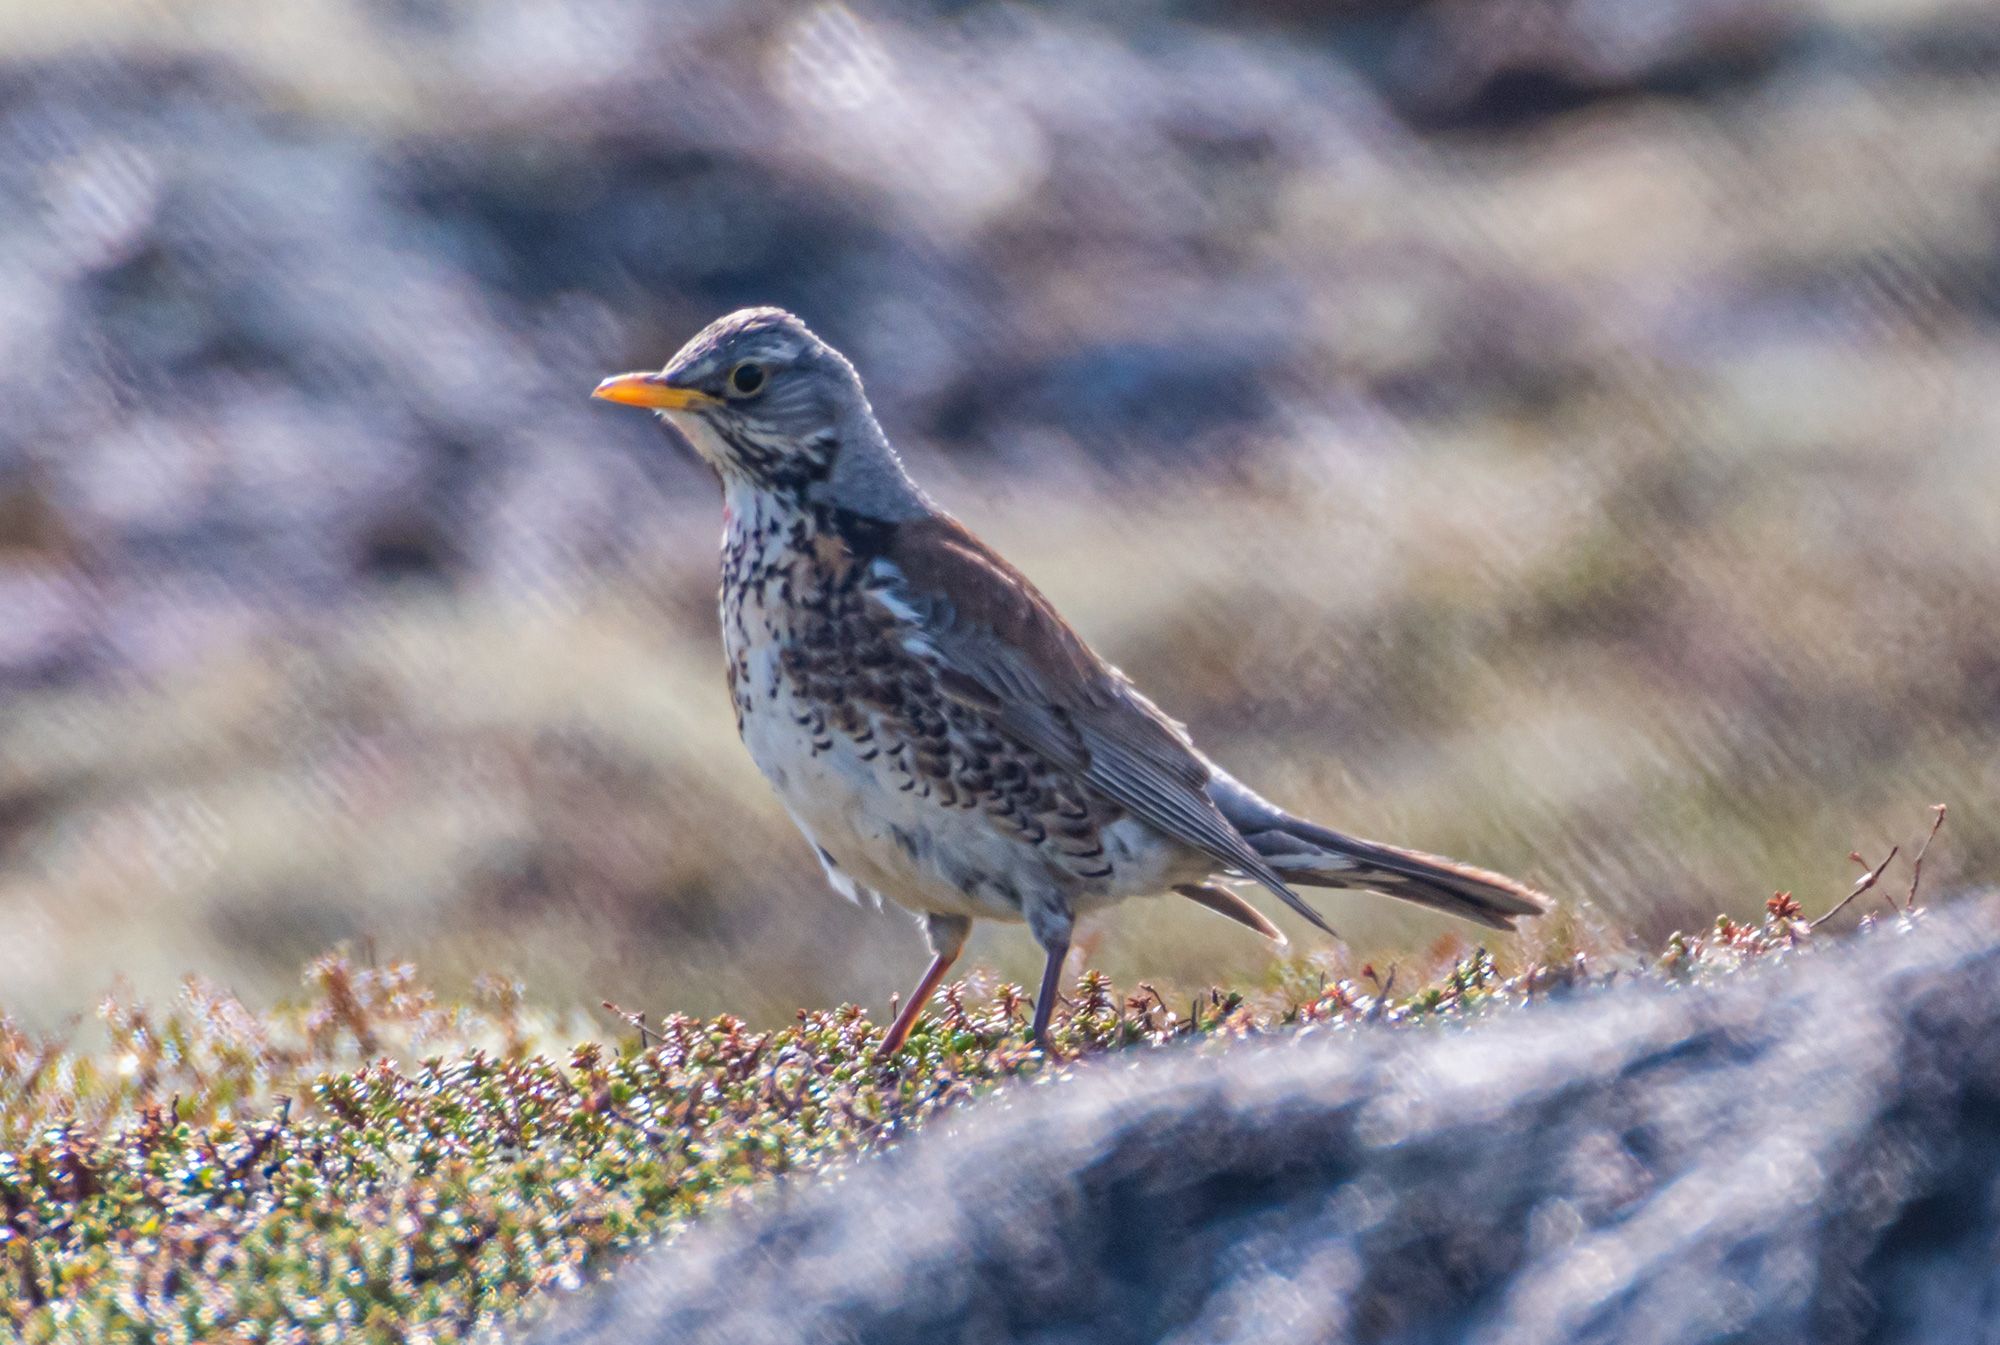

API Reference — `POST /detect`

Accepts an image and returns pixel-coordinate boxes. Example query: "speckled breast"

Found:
[715,494,1141,920]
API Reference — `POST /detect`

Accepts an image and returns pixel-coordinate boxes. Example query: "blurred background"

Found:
[0,0,1994,1028]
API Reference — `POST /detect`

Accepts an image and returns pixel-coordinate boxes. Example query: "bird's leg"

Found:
[875,912,971,1062]
[875,950,960,1060]
[1026,900,1074,1052]
[1030,933,1071,1051]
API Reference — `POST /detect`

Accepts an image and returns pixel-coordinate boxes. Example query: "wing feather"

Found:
[870,515,1333,934]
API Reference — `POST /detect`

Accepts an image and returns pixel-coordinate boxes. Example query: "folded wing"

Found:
[865,514,1335,935]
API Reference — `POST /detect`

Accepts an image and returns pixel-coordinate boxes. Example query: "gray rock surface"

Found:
[532,900,2000,1345]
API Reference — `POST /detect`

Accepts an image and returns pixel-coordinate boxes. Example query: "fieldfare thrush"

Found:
[594,308,1550,1058]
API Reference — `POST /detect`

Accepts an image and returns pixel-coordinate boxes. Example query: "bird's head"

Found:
[593,307,880,496]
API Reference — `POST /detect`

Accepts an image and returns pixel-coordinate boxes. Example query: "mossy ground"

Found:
[2,889,1920,1344]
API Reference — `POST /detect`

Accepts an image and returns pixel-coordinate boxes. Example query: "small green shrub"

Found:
[0,892,1905,1343]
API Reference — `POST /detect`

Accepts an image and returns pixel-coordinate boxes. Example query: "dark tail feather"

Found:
[1206,767,1551,932]
[1264,829,1550,931]
[1175,883,1287,945]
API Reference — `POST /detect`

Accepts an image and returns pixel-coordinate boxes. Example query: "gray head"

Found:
[594,307,923,515]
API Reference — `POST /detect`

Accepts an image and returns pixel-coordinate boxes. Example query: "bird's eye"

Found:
[728,362,766,397]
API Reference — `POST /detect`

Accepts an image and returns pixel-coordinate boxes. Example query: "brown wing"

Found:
[867,513,1332,934]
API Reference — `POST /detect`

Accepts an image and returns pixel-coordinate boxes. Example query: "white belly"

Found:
[738,658,1197,925]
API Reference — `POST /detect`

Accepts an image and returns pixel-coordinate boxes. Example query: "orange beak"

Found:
[590,372,720,412]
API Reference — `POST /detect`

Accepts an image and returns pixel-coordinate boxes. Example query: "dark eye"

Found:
[728,362,766,397]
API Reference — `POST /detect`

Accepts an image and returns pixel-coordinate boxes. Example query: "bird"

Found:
[593,307,1550,1059]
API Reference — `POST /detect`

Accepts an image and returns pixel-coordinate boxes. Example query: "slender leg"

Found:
[1030,933,1070,1051]
[875,913,972,1062]
[875,949,960,1060]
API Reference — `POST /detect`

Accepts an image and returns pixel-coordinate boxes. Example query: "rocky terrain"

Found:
[4,6,1996,1338]
[536,897,2000,1345]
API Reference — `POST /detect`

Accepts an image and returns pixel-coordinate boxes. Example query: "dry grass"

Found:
[2,425,1990,1029]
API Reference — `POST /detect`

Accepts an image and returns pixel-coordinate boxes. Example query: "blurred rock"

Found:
[3,0,1998,1029]
[534,898,2000,1345]
[4,0,1994,690]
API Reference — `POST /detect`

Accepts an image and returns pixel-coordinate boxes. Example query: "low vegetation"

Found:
[1,844,1937,1344]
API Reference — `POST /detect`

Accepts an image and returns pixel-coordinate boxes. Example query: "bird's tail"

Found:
[1206,766,1550,932]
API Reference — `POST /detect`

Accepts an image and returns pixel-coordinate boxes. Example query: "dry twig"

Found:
[1906,804,1947,911]
[1812,846,1900,930]
[601,1001,663,1049]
